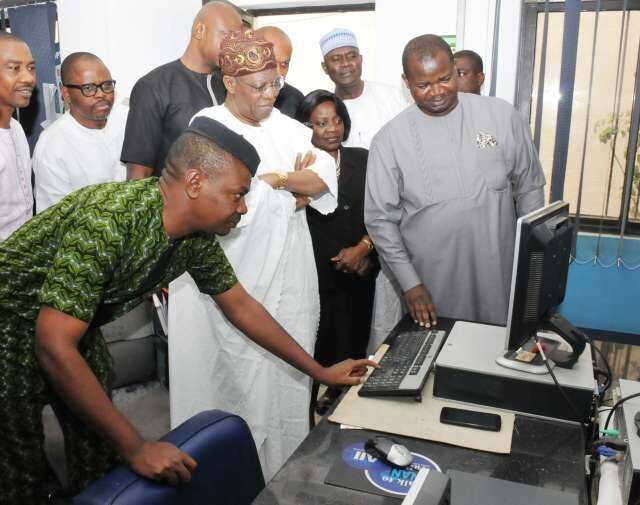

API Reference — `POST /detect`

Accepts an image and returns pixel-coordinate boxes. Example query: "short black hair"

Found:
[61,52,102,84]
[296,89,352,142]
[162,131,232,181]
[453,49,484,73]
[402,34,453,76]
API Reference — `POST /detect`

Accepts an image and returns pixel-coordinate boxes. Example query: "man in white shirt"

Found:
[319,28,410,353]
[0,33,36,241]
[319,28,409,149]
[33,52,127,212]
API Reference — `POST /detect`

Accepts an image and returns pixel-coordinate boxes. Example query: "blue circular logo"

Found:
[341,442,441,495]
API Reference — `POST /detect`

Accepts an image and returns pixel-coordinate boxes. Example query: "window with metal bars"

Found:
[516,0,640,269]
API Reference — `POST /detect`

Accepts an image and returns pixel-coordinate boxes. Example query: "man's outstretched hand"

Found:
[319,358,380,387]
[403,283,437,328]
[126,441,197,485]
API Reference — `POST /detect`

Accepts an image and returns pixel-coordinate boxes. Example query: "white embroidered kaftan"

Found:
[169,105,337,481]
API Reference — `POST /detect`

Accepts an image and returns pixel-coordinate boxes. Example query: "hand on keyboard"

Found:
[320,358,380,387]
[359,329,445,397]
[403,284,438,328]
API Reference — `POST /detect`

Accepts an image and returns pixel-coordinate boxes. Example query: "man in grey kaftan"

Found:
[365,35,545,326]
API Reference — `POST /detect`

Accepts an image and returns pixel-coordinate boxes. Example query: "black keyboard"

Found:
[359,329,446,398]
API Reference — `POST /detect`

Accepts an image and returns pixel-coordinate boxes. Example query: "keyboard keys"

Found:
[360,329,445,396]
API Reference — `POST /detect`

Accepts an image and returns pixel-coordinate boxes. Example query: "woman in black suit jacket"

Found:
[298,90,379,414]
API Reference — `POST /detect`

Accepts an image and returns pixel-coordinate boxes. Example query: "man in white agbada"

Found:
[171,31,337,481]
[319,28,410,354]
[33,52,127,212]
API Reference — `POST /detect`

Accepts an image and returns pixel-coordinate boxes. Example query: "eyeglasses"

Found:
[63,80,116,97]
[238,76,285,96]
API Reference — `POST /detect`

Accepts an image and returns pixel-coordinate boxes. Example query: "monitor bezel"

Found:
[503,201,570,351]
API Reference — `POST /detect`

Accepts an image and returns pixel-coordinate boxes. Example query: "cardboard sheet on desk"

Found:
[329,344,514,454]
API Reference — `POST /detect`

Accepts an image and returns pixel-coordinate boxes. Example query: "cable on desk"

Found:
[590,341,612,397]
[534,331,594,505]
[604,392,640,430]
[534,335,598,505]
[534,335,586,429]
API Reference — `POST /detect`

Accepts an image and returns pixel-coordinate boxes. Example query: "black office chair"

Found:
[73,410,265,504]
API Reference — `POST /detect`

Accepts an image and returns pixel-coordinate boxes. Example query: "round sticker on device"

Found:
[341,442,440,495]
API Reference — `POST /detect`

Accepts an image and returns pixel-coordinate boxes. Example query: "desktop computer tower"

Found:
[617,379,640,505]
[433,321,596,423]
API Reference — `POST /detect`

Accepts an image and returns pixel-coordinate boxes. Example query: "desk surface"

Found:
[253,414,586,504]
[254,317,588,505]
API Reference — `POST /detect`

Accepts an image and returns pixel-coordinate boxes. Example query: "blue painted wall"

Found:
[559,234,640,335]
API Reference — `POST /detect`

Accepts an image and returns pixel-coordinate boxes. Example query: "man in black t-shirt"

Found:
[255,26,305,120]
[122,1,243,178]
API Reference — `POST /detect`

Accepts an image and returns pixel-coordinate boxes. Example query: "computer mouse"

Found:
[365,436,413,468]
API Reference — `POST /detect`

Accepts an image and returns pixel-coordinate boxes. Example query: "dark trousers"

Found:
[310,280,375,427]
[0,329,119,504]
[314,280,376,367]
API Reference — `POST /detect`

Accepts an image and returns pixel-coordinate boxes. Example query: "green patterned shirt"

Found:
[0,177,237,397]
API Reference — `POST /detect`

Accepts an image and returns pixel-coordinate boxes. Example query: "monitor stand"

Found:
[495,334,562,375]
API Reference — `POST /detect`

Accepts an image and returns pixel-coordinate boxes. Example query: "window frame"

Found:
[516,0,640,236]
[242,2,374,17]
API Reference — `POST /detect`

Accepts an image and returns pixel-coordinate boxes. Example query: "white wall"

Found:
[457,0,497,95]
[494,0,522,104]
[249,1,458,95]
[237,0,370,7]
[57,0,520,105]
[253,11,376,95]
[457,0,522,104]
[57,0,202,101]
[373,0,458,90]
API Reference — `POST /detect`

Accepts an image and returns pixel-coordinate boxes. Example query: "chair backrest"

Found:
[73,410,265,505]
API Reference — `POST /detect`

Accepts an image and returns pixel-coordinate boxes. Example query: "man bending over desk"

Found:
[0,117,374,503]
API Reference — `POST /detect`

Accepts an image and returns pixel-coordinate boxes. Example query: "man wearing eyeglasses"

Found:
[175,30,337,481]
[32,52,128,212]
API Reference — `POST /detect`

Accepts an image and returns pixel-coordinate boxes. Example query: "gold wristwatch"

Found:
[275,172,288,190]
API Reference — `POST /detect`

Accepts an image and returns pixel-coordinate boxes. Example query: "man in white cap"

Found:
[319,28,409,353]
[319,28,409,149]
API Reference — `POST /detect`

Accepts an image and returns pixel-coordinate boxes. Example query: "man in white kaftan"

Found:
[169,31,337,481]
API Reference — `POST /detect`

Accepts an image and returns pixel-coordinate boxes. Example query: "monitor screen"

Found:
[504,201,573,352]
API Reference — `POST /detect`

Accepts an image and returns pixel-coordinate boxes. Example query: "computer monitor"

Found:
[496,201,586,374]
